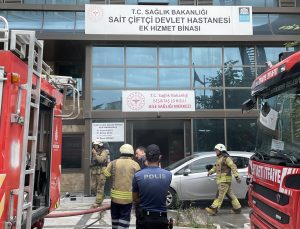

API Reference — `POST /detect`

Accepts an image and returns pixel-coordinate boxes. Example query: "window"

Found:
[92,68,124,89]
[62,135,82,169]
[159,47,189,66]
[159,68,190,88]
[227,119,257,151]
[92,47,124,66]
[195,89,224,109]
[193,68,223,87]
[231,156,249,169]
[224,66,256,87]
[193,119,225,152]
[126,68,157,88]
[92,90,122,110]
[43,12,75,30]
[225,89,251,109]
[224,47,255,66]
[126,47,157,66]
[7,11,43,29]
[176,156,216,174]
[192,47,222,66]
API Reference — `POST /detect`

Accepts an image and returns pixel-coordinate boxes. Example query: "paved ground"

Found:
[44,196,250,229]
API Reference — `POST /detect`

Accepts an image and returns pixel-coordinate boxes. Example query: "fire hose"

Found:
[45,204,111,218]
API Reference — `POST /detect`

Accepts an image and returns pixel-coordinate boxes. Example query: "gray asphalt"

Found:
[44,196,250,229]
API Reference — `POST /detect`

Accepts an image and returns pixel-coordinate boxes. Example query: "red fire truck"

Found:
[0,17,79,228]
[243,50,300,228]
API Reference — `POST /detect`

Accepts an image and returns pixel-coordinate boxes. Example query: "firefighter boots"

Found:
[205,206,218,215]
[231,207,242,214]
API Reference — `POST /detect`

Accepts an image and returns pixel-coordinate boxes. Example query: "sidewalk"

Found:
[44,196,249,228]
[44,196,210,229]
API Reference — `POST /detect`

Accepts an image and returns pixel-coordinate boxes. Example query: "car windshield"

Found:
[255,87,300,164]
[164,155,196,171]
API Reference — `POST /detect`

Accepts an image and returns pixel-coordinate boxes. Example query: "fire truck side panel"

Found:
[249,160,300,229]
[0,51,31,227]
[0,51,64,226]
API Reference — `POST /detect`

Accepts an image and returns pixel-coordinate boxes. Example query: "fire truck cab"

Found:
[243,50,300,229]
[0,16,79,229]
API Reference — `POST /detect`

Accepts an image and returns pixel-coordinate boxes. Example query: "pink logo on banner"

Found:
[87,6,104,22]
[127,92,145,111]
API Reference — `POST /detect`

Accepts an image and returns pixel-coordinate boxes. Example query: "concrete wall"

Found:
[61,172,85,193]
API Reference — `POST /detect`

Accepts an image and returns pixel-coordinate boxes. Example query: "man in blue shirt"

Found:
[132,144,172,229]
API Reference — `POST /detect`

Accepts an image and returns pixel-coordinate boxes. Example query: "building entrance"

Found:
[126,120,191,167]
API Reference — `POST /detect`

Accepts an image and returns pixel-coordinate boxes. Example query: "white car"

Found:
[164,151,253,208]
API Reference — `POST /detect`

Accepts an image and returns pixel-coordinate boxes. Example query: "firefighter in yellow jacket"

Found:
[205,143,242,215]
[103,144,140,229]
[91,139,110,208]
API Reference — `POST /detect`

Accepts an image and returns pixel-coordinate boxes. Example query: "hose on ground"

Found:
[45,204,110,218]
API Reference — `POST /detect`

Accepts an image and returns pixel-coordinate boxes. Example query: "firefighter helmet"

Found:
[120,144,134,155]
[93,139,103,147]
[214,143,227,152]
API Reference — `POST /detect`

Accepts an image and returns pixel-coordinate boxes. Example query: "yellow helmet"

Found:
[120,144,134,155]
[214,143,227,151]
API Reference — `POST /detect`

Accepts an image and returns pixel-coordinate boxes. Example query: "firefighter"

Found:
[90,139,110,208]
[205,143,242,215]
[103,144,140,229]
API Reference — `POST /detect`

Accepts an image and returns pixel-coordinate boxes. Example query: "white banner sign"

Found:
[85,5,252,35]
[122,90,195,112]
[92,122,124,142]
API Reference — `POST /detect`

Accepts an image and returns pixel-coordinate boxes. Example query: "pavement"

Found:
[44,195,250,229]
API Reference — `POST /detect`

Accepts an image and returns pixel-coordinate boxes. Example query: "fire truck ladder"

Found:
[9,30,44,229]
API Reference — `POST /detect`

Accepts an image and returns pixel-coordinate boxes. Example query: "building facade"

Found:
[1,0,299,194]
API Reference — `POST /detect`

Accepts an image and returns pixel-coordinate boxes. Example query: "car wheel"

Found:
[166,188,177,209]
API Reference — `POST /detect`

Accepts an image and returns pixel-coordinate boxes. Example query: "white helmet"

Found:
[214,143,227,151]
[93,139,103,147]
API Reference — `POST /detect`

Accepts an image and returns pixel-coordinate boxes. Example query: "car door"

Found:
[231,156,250,199]
[176,156,217,201]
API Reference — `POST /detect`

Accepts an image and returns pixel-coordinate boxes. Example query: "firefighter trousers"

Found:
[110,201,132,229]
[211,182,241,210]
[91,171,106,204]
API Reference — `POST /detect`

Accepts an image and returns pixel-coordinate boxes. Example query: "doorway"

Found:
[126,120,191,167]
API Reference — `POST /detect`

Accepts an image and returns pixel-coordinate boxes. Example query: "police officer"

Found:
[132,144,172,229]
[103,144,140,229]
[90,139,110,208]
[205,143,242,215]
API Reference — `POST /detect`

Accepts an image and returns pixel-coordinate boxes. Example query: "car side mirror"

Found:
[183,168,191,176]
[242,98,256,113]
[206,164,213,171]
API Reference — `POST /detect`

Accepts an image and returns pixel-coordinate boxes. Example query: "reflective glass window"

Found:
[43,11,75,30]
[270,14,300,35]
[0,11,7,22]
[24,0,45,3]
[224,66,256,87]
[126,68,157,88]
[213,0,267,6]
[266,0,278,7]
[256,47,292,65]
[159,68,190,88]
[46,0,76,4]
[193,119,225,152]
[92,47,124,66]
[77,0,90,4]
[92,68,124,88]
[92,90,122,110]
[225,89,251,109]
[75,12,84,31]
[253,14,272,35]
[195,89,224,109]
[7,11,43,29]
[227,119,257,151]
[193,68,222,87]
[224,47,255,66]
[126,47,157,66]
[192,47,222,66]
[159,48,189,66]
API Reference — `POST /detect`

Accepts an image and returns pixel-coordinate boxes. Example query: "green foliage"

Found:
[279,24,300,48]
